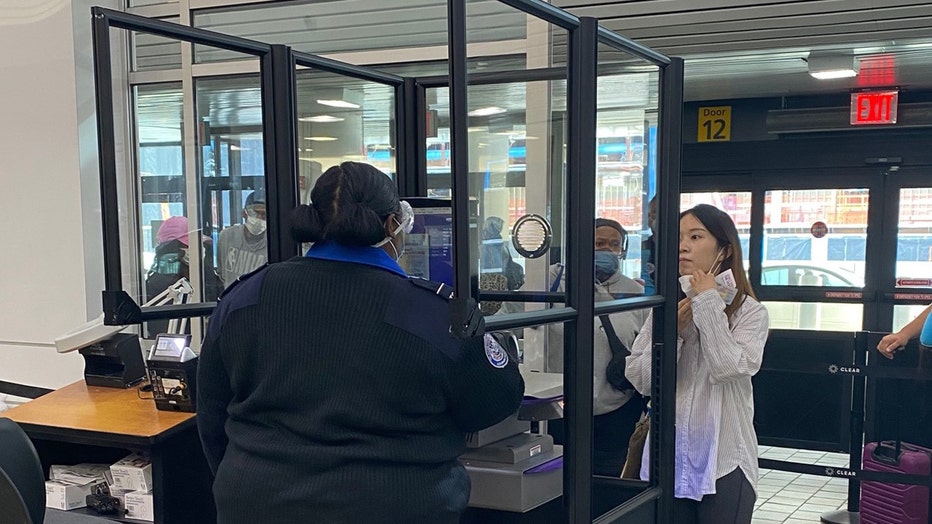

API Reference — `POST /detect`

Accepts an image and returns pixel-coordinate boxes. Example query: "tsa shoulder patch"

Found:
[484,333,509,368]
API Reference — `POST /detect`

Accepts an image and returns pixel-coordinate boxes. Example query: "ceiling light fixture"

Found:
[468,106,506,117]
[299,115,345,123]
[807,53,860,80]
[316,99,360,109]
[304,136,339,142]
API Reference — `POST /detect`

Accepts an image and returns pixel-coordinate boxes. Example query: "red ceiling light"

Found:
[857,54,897,87]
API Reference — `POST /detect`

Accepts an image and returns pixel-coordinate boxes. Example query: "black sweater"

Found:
[197,255,524,523]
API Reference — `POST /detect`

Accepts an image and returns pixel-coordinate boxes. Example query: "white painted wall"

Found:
[0,0,114,392]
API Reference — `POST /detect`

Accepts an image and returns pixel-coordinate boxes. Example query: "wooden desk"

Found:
[3,381,215,523]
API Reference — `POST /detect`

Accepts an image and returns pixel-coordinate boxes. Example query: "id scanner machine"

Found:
[459,334,565,514]
[53,278,194,391]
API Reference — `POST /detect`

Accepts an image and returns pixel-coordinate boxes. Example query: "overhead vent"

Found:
[767,103,932,134]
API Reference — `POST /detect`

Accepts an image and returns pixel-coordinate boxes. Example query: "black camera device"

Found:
[86,493,123,515]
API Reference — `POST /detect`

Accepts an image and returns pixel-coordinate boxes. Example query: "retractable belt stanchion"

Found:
[755,331,932,524]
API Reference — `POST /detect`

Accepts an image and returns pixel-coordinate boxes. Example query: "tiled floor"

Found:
[753,446,852,524]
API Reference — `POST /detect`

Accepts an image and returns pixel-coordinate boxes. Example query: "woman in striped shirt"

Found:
[626,203,770,524]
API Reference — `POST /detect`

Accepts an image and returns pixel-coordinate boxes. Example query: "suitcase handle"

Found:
[872,440,902,466]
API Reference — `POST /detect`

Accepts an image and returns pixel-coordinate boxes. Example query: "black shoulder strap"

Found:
[599,315,629,359]
[550,264,565,293]
[600,315,636,392]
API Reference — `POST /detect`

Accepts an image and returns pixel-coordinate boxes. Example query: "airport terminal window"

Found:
[131,17,182,72]
[895,187,932,286]
[135,83,185,271]
[130,0,176,6]
[763,301,863,332]
[894,304,930,332]
[763,188,868,288]
[766,236,812,261]
[828,236,866,261]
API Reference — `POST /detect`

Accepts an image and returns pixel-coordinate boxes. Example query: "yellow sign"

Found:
[697,106,731,142]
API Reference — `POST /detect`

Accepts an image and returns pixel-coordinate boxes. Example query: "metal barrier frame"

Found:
[92,8,406,326]
[446,1,680,522]
[93,2,682,521]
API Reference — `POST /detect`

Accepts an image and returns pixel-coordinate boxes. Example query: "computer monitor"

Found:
[398,198,454,288]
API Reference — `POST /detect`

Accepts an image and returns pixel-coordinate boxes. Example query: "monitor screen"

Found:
[399,198,454,288]
[152,334,190,360]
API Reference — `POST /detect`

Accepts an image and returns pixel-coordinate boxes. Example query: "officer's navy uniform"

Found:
[197,241,524,524]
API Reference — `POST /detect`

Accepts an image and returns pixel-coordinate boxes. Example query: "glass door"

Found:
[879,171,932,331]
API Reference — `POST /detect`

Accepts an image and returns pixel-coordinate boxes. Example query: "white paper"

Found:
[680,269,738,305]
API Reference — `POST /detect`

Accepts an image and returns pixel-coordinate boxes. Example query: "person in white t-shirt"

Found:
[217,189,268,287]
[626,204,769,524]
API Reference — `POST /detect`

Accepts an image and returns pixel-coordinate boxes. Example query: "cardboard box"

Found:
[45,464,111,510]
[108,488,134,506]
[45,478,109,511]
[124,490,154,521]
[110,453,153,492]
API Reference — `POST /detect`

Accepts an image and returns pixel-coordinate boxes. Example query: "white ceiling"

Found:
[134,0,932,140]
[555,0,932,100]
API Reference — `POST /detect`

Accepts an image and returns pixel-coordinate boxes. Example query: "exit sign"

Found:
[850,91,898,125]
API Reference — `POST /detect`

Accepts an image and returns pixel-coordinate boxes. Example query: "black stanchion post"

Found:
[821,331,866,524]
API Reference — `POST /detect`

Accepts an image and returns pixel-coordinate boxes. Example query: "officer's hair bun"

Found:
[289,204,324,243]
[325,200,386,246]
[297,162,400,247]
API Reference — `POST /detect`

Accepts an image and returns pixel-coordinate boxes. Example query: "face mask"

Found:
[372,201,414,261]
[595,251,620,283]
[245,215,266,236]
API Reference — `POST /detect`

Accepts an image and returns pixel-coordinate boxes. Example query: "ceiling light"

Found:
[807,53,860,80]
[299,156,316,161]
[304,136,339,142]
[299,115,345,123]
[316,99,360,109]
[468,106,506,117]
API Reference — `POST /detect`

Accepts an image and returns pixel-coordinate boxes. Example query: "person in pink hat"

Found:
[145,216,222,336]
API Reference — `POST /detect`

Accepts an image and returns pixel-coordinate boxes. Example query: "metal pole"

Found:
[565,15,599,523]
[293,51,403,85]
[821,331,866,524]
[447,0,478,302]
[94,6,270,55]
[92,10,120,293]
[653,56,684,523]
[396,79,417,197]
[260,45,299,263]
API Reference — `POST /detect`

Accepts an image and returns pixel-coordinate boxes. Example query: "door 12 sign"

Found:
[698,106,731,142]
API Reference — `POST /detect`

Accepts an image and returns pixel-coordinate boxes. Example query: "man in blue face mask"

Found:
[545,217,648,477]
[594,218,627,284]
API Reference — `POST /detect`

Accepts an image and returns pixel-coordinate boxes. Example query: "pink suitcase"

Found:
[861,440,932,524]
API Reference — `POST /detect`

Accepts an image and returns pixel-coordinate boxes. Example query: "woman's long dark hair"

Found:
[681,203,756,318]
[289,162,400,246]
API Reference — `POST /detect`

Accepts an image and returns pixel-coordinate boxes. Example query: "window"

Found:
[766,236,812,260]
[828,236,866,261]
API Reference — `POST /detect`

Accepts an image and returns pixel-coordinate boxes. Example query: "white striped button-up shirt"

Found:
[625,288,769,500]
